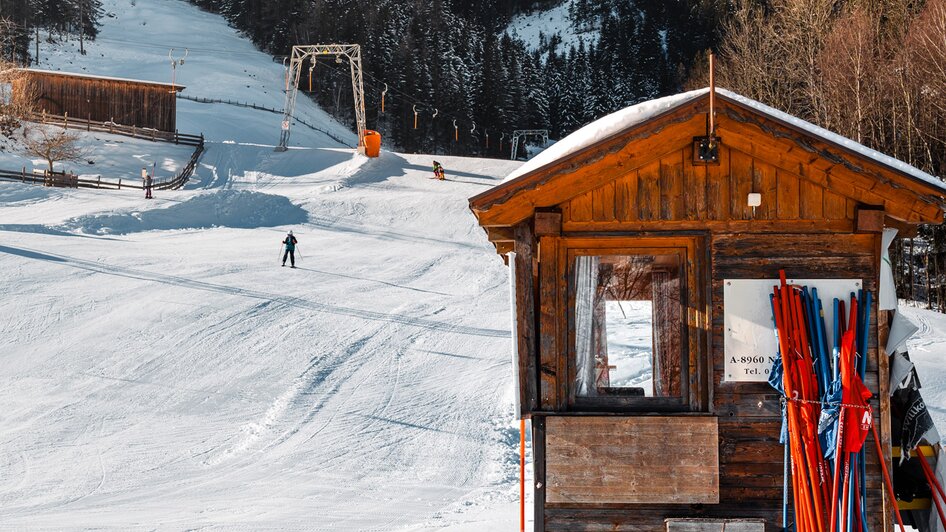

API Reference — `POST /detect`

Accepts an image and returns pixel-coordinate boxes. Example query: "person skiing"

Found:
[142,167,153,199]
[432,160,445,180]
[282,230,298,268]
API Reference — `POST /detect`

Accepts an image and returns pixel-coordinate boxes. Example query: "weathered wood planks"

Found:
[545,416,719,505]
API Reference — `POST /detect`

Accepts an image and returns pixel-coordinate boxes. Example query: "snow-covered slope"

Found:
[0,149,531,530]
[505,0,601,57]
[38,0,356,148]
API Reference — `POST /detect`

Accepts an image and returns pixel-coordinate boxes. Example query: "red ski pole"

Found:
[869,422,906,532]
[917,451,946,527]
[918,450,946,502]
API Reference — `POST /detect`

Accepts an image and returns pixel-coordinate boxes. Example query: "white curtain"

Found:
[575,256,599,396]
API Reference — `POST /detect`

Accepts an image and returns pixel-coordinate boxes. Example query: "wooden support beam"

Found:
[486,226,515,242]
[884,216,920,238]
[534,212,562,237]
[856,208,885,233]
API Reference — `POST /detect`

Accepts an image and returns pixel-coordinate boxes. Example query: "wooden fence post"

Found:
[118,178,121,190]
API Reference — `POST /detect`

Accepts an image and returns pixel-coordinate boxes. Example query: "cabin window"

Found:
[571,253,686,407]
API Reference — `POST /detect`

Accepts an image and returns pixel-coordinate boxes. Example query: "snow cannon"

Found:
[364,130,381,158]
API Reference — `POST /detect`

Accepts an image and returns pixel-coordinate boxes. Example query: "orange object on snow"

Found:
[364,130,381,158]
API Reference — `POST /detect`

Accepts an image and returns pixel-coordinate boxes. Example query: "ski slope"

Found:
[0,149,531,530]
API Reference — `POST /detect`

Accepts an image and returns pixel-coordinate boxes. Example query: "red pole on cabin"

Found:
[869,422,907,532]
[917,450,946,527]
[520,418,526,532]
[918,450,946,502]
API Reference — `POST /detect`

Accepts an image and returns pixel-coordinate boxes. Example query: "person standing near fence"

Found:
[142,167,153,199]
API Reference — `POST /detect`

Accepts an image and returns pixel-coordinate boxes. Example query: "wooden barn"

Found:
[14,69,184,132]
[469,87,946,531]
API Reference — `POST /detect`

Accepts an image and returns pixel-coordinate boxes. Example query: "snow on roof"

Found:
[503,88,709,183]
[21,68,185,90]
[716,88,945,192]
[503,87,946,194]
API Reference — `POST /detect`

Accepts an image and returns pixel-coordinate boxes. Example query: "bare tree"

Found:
[21,125,86,173]
[0,63,34,137]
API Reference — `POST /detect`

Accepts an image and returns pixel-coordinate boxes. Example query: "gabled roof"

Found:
[470,88,946,227]
[20,68,185,92]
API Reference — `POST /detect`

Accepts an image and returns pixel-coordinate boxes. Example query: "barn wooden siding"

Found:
[15,71,181,132]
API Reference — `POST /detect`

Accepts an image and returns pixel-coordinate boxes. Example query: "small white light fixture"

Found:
[747,192,762,207]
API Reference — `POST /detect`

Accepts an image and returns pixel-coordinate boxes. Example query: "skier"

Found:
[282,230,298,268]
[432,160,445,180]
[142,167,153,199]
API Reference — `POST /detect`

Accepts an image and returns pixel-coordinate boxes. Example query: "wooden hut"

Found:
[469,87,946,531]
[14,69,184,132]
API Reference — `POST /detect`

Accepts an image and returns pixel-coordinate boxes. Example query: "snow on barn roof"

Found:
[21,68,185,91]
[503,87,946,194]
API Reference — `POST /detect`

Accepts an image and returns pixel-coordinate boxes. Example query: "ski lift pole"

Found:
[413,105,418,129]
[381,83,388,113]
[453,119,458,142]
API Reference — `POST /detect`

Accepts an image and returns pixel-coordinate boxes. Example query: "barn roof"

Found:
[471,88,946,226]
[21,68,185,91]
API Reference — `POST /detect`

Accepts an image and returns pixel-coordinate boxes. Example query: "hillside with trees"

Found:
[703,0,946,310]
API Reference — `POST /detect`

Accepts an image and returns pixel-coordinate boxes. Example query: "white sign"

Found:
[723,279,862,382]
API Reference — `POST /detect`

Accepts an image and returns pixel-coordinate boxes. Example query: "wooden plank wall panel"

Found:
[776,169,800,220]
[545,416,719,505]
[616,172,638,222]
[661,153,685,221]
[799,179,825,219]
[707,146,731,221]
[730,150,754,220]
[592,182,616,222]
[752,161,778,220]
[638,161,661,221]
[701,232,883,532]
[545,506,781,532]
[570,193,593,223]
[684,144,708,220]
[538,236,561,410]
[824,189,847,220]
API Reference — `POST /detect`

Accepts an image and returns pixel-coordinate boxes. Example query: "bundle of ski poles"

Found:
[768,271,903,532]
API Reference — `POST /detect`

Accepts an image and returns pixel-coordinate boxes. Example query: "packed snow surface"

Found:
[0,150,532,530]
[502,87,945,193]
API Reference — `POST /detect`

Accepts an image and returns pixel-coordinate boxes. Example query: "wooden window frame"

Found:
[561,236,706,413]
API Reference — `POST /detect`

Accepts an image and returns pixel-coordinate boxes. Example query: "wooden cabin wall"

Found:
[16,74,177,131]
[538,231,883,532]
[530,143,888,531]
[562,144,859,233]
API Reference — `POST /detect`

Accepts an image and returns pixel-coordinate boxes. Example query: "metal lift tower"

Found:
[276,44,366,152]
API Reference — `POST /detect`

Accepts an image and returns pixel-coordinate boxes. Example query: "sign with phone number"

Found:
[723,278,862,383]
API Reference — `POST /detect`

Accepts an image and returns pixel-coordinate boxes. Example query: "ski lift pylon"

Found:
[413,104,418,129]
[453,119,458,142]
[381,83,388,113]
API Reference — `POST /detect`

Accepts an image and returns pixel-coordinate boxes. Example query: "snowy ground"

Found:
[0,150,532,530]
[0,1,535,529]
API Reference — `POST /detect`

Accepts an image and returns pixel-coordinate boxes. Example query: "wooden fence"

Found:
[0,134,205,191]
[31,112,203,146]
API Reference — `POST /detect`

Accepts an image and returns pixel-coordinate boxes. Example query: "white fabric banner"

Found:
[880,228,899,310]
